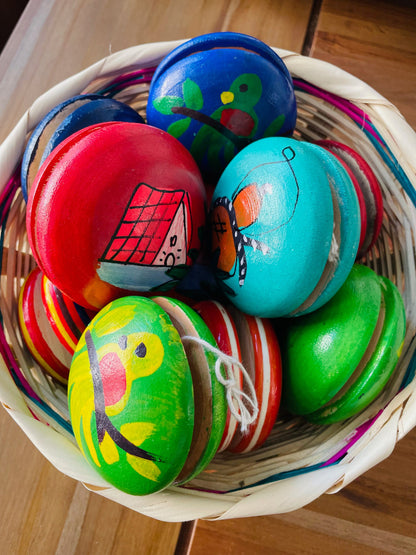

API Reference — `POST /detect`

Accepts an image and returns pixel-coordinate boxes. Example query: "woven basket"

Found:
[0,39,415,522]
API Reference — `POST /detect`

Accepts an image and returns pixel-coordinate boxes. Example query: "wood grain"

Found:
[191,427,416,554]
[310,0,416,128]
[0,411,181,554]
[0,1,28,52]
[1,0,415,553]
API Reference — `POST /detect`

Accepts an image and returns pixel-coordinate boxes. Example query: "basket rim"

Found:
[1,40,414,188]
[0,38,416,521]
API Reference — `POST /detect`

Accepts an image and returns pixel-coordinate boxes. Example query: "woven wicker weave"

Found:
[0,40,415,521]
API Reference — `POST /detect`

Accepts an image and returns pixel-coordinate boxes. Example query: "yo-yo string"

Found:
[181,335,259,432]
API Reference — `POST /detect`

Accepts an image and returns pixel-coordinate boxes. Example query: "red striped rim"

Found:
[229,311,281,453]
[19,269,69,383]
[195,300,242,452]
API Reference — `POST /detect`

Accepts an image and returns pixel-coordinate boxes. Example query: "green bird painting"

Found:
[190,73,262,173]
[151,72,286,180]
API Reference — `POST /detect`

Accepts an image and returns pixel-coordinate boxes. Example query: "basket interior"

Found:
[1,60,416,497]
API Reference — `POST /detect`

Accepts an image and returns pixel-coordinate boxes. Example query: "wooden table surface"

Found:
[0,0,415,553]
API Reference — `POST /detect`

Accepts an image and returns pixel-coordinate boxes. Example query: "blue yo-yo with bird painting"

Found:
[147,32,297,182]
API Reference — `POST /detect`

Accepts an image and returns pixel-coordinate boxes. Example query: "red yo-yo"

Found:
[26,122,206,310]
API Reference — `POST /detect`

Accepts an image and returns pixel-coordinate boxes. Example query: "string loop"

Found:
[182,336,259,433]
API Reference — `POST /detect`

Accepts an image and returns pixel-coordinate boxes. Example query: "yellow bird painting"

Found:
[68,301,165,483]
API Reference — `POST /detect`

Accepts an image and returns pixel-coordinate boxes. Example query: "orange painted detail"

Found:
[211,204,236,273]
[233,184,262,228]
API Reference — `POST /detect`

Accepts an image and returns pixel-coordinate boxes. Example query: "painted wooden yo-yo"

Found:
[147,32,297,182]
[26,122,206,310]
[151,296,227,483]
[195,300,282,453]
[18,267,94,384]
[210,137,361,318]
[226,305,282,453]
[194,300,244,452]
[21,95,144,201]
[41,270,97,354]
[317,139,383,257]
[68,296,195,495]
[280,264,406,424]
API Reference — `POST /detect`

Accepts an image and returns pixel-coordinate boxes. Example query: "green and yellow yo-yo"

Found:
[68,296,194,495]
[280,264,406,424]
[152,296,227,484]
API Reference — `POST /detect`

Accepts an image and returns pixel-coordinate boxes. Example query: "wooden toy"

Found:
[26,122,206,310]
[210,137,361,318]
[147,32,297,182]
[41,271,97,355]
[194,299,243,452]
[21,95,143,201]
[323,150,368,254]
[280,264,406,424]
[317,139,383,256]
[151,296,227,483]
[226,306,282,453]
[18,267,93,384]
[68,296,195,495]
[295,143,362,315]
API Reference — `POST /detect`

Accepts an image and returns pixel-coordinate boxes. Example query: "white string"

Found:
[181,335,259,433]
